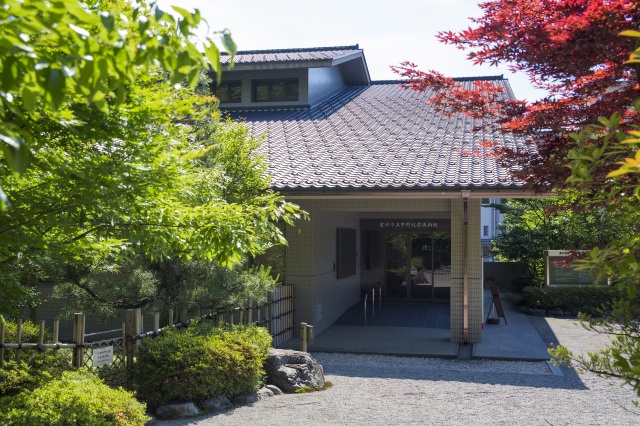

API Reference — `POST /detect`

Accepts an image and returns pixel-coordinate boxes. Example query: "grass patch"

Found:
[294,381,333,393]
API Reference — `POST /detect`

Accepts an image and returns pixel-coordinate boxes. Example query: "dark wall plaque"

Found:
[360,219,451,232]
[336,228,357,279]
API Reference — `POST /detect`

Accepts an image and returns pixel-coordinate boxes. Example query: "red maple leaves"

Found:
[392,0,640,190]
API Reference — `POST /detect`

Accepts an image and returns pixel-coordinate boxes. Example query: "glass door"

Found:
[384,232,451,301]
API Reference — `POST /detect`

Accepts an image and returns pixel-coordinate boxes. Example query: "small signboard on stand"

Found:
[486,285,507,325]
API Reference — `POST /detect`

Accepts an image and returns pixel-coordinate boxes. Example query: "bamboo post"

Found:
[168,308,174,327]
[53,320,59,356]
[15,319,23,362]
[288,286,293,341]
[0,321,5,367]
[72,313,85,368]
[121,322,127,388]
[135,309,142,348]
[257,301,262,326]
[248,299,253,324]
[38,320,45,351]
[274,287,280,343]
[154,313,160,331]
[125,309,137,374]
[266,292,272,334]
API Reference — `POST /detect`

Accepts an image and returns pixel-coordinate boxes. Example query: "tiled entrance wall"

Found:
[284,197,482,340]
[451,198,483,343]
[285,200,362,335]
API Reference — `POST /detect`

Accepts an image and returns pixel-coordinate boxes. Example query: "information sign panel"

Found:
[544,250,604,286]
[92,346,114,367]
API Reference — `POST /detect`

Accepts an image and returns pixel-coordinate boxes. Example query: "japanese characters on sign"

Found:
[378,221,440,229]
[360,219,451,232]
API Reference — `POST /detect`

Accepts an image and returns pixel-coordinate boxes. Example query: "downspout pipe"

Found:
[462,190,470,344]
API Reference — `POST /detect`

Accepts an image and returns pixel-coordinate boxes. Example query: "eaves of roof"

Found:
[276,188,549,200]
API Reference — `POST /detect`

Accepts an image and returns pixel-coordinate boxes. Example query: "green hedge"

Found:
[131,323,272,409]
[522,286,621,313]
[0,352,72,398]
[0,370,149,426]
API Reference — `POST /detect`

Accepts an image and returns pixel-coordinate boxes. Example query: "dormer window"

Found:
[215,80,242,103]
[252,78,299,102]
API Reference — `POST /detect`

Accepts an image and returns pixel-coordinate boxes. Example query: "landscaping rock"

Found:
[265,384,283,395]
[201,396,233,412]
[155,402,201,420]
[528,308,546,316]
[233,393,260,405]
[265,349,325,393]
[257,387,274,399]
[548,309,564,317]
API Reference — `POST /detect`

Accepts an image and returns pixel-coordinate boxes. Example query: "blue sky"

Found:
[157,0,546,101]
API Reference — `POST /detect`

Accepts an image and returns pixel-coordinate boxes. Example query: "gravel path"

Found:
[157,318,640,426]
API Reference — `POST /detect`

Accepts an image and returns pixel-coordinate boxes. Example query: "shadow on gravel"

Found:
[313,316,589,391]
[318,360,588,391]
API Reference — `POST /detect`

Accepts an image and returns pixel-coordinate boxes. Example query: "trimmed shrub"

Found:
[0,370,149,426]
[0,352,73,397]
[132,323,272,409]
[522,286,621,313]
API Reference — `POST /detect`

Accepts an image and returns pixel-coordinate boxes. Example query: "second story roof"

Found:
[220,45,370,86]
[221,45,364,65]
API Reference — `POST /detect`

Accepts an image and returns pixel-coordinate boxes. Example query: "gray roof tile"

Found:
[221,45,362,65]
[227,79,531,192]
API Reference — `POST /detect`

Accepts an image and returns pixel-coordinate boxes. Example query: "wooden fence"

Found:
[0,285,294,388]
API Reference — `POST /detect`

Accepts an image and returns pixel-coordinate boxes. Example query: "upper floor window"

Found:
[481,198,490,205]
[252,78,299,102]
[215,80,242,103]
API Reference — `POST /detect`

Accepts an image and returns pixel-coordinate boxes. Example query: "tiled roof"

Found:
[220,45,362,65]
[227,79,534,192]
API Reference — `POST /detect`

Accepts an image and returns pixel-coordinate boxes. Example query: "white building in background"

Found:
[480,198,506,262]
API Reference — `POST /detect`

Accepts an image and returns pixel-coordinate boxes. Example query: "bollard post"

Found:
[299,322,308,352]
[307,325,314,345]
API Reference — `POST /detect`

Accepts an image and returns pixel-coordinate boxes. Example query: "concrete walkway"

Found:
[281,289,551,361]
[473,289,550,360]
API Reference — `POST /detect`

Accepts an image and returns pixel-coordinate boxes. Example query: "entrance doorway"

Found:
[384,232,451,301]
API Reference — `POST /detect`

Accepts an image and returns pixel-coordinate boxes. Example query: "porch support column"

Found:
[450,196,483,343]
